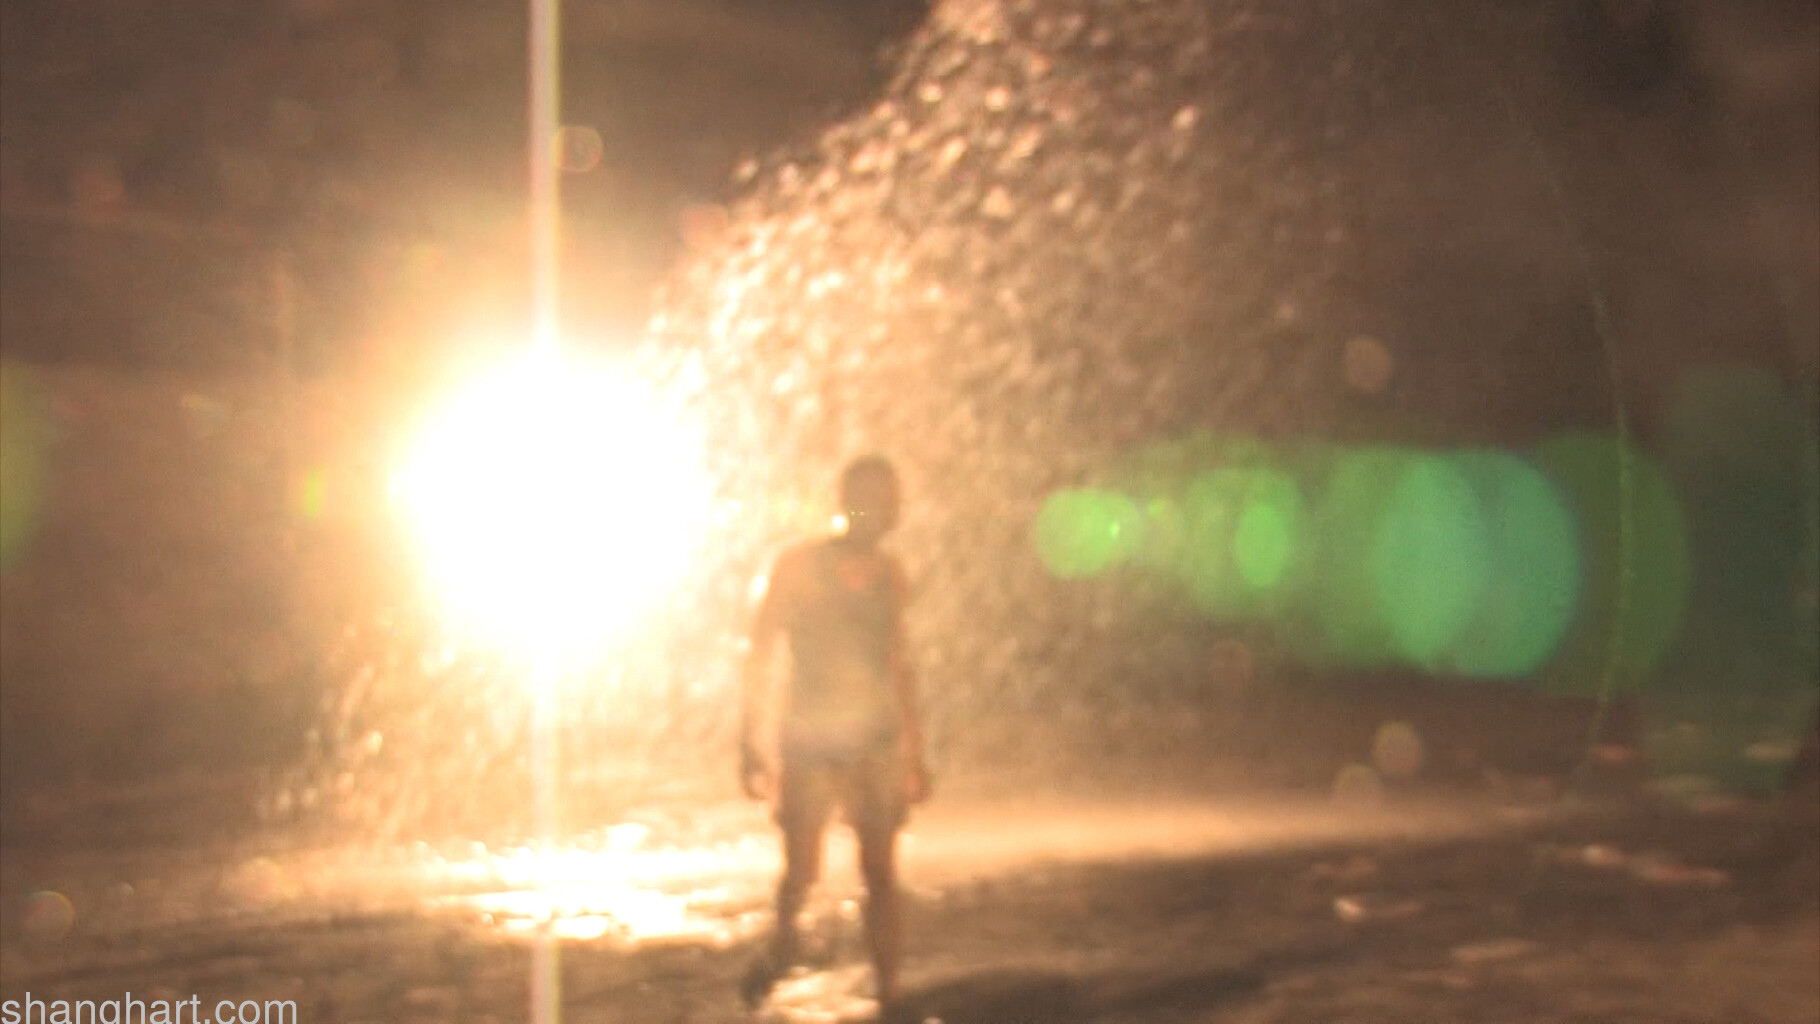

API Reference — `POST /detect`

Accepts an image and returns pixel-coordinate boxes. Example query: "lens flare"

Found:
[1368,453,1493,667]
[1534,433,1690,694]
[1034,488,1142,579]
[1179,468,1305,619]
[391,347,710,666]
[1311,447,1423,666]
[1440,450,1581,678]
[1232,470,1304,593]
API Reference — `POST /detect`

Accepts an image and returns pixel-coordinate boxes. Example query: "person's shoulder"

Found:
[769,538,829,583]
[753,543,809,612]
[775,537,831,567]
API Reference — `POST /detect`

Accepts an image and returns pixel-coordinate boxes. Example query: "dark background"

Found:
[0,0,932,366]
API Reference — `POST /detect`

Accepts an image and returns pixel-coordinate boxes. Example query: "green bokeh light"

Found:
[1440,450,1582,678]
[1534,433,1690,695]
[1177,468,1304,619]
[1043,430,1690,691]
[1136,496,1184,572]
[1309,448,1530,670]
[1308,446,1409,666]
[1034,488,1143,579]
[1178,471,1242,616]
[1233,472,1302,591]
[1367,453,1493,668]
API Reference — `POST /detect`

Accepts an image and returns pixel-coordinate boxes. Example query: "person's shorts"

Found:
[775,743,907,836]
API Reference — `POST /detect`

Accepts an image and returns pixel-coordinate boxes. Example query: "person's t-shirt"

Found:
[777,537,900,758]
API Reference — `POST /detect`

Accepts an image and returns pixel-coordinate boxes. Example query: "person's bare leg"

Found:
[744,784,828,1008]
[857,822,901,1006]
[773,816,824,964]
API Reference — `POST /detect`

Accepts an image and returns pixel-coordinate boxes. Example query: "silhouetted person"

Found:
[739,455,930,1011]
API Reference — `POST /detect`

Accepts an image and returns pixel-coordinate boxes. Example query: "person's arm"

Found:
[739,553,791,797]
[888,558,930,802]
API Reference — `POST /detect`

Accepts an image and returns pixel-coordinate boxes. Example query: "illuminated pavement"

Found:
[3,789,1815,1022]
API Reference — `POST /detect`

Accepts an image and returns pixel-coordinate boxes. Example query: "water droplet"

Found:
[936,136,969,172]
[1003,125,1044,164]
[1371,721,1424,780]
[1344,335,1395,394]
[21,890,74,941]
[980,187,1015,219]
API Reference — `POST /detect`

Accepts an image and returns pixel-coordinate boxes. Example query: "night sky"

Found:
[1,1,1813,375]
[0,0,929,365]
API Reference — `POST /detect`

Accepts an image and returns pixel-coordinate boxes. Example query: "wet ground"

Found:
[2,775,1815,1024]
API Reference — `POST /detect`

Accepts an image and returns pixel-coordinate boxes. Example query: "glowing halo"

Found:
[390,345,711,667]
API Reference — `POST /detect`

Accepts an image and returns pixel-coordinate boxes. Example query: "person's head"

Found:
[838,455,900,544]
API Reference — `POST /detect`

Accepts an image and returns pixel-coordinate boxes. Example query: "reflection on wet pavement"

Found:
[761,964,879,1024]
[2,794,1814,1023]
[3,796,1525,953]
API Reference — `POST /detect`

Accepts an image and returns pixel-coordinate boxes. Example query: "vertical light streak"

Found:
[529,663,561,1024]
[529,0,562,353]
[526,0,563,1020]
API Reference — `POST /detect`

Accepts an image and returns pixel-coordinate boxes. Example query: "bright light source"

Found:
[391,346,710,666]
